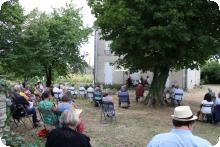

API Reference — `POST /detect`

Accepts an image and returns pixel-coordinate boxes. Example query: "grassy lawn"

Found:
[8,85,220,146]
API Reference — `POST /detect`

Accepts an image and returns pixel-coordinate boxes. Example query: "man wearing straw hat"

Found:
[147,106,211,147]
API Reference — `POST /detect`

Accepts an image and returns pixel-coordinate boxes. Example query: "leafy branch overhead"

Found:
[88,0,220,105]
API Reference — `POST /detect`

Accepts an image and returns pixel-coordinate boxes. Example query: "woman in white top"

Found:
[197,93,214,120]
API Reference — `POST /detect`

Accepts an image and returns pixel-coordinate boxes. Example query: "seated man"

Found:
[53,84,63,100]
[172,85,184,106]
[118,85,130,108]
[197,93,214,121]
[87,85,94,102]
[147,106,211,147]
[57,93,84,133]
[135,83,144,102]
[79,85,86,98]
[39,91,57,125]
[12,85,40,128]
[67,84,75,95]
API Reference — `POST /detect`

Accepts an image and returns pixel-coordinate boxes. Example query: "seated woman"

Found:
[93,86,102,107]
[46,110,91,147]
[38,91,57,125]
[197,93,214,120]
[102,93,115,117]
[118,85,130,107]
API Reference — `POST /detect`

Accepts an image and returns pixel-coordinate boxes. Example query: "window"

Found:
[104,41,112,55]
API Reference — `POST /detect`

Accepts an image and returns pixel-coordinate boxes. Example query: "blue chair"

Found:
[118,91,130,108]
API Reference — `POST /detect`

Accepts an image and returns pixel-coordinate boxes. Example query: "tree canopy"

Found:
[88,0,220,105]
[0,1,92,86]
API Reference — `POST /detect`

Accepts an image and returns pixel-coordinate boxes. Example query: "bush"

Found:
[201,61,220,84]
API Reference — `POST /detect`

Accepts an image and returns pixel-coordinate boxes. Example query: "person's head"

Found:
[171,106,197,130]
[121,85,127,91]
[62,92,72,102]
[59,110,80,129]
[103,92,108,97]
[204,93,212,102]
[175,85,179,89]
[208,88,212,93]
[13,85,21,93]
[42,91,51,100]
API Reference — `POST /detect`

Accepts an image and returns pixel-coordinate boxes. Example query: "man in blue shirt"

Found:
[147,106,211,147]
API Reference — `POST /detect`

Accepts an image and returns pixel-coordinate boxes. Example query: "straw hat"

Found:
[171,106,197,121]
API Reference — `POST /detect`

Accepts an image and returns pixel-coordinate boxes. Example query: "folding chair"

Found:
[11,104,33,128]
[172,93,183,106]
[38,108,58,129]
[199,104,214,123]
[118,95,129,108]
[101,101,116,122]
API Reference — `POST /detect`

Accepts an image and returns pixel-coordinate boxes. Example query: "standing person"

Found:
[127,76,132,88]
[147,106,211,147]
[46,110,91,147]
[135,83,144,102]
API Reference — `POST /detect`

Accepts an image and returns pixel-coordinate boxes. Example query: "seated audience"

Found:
[147,106,211,147]
[79,85,86,98]
[135,83,144,102]
[87,85,94,102]
[12,85,40,128]
[68,84,76,95]
[39,91,57,124]
[197,93,214,120]
[57,93,76,112]
[207,88,216,102]
[172,85,184,106]
[118,85,130,107]
[46,110,91,147]
[214,92,220,106]
[53,84,63,100]
[102,93,115,117]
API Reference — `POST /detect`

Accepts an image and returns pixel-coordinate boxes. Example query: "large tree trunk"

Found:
[145,66,170,107]
[45,66,52,87]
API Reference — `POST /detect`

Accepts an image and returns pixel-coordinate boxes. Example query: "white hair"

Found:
[13,85,21,92]
[59,110,80,128]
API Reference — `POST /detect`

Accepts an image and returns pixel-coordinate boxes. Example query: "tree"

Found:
[88,0,220,106]
[0,0,25,76]
[201,61,220,84]
[18,4,90,86]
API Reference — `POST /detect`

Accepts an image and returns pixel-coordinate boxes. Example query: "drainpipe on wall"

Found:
[185,69,188,91]
[94,28,97,85]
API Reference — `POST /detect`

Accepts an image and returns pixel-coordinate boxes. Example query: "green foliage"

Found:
[88,0,220,104]
[201,61,220,84]
[55,74,93,86]
[0,2,92,85]
[89,0,220,72]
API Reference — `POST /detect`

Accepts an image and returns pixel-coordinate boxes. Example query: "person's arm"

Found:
[51,103,57,112]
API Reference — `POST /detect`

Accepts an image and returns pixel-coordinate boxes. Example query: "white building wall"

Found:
[94,30,200,89]
[187,69,200,89]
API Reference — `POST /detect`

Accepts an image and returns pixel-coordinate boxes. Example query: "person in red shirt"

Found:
[136,83,144,102]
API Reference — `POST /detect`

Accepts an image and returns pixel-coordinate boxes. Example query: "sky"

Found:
[1,0,220,67]
[0,0,95,66]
